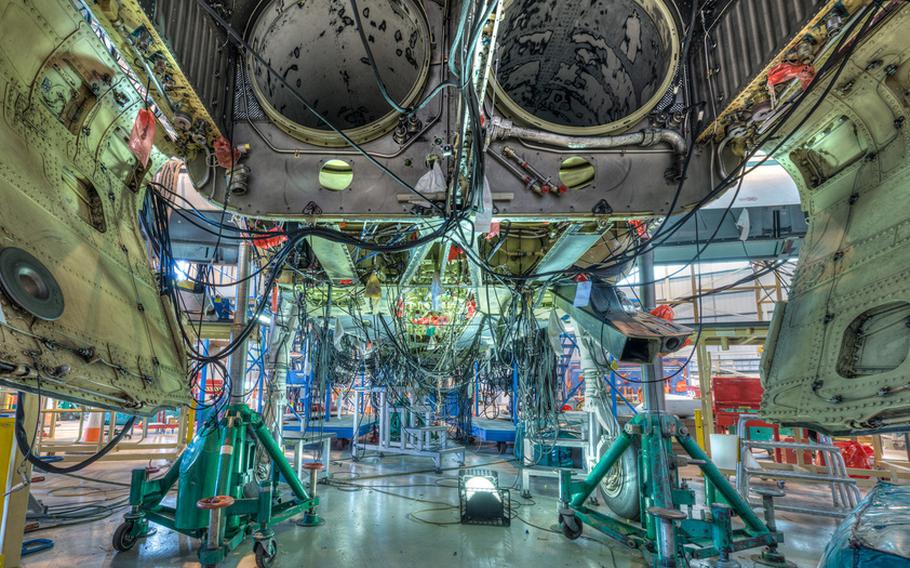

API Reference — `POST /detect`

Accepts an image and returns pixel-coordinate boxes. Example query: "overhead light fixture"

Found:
[459,469,510,526]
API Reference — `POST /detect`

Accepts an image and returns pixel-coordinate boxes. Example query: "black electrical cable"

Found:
[456,0,883,285]
[349,0,410,115]
[14,393,136,474]
[192,0,448,214]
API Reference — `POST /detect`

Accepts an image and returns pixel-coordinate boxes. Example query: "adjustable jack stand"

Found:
[555,250,795,568]
[113,404,318,567]
[750,487,797,568]
[296,462,325,527]
[557,412,787,567]
[113,244,322,566]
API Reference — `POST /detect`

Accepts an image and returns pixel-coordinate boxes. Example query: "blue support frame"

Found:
[605,372,638,415]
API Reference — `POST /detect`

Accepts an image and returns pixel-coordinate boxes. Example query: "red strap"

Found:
[767,62,815,90]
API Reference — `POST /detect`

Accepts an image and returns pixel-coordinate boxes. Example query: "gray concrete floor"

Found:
[21,446,839,568]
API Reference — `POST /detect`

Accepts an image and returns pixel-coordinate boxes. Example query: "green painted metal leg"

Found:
[706,476,718,506]
[214,422,238,499]
[252,419,310,501]
[677,433,768,535]
[570,429,633,507]
[117,403,322,567]
[710,503,739,566]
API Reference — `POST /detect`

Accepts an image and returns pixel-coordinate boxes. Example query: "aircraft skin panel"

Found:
[761,4,910,435]
[0,0,189,413]
[1,0,908,436]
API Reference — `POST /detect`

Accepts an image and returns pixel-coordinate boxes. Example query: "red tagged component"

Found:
[412,314,450,326]
[651,305,675,321]
[128,108,157,168]
[447,245,463,261]
[767,62,815,90]
[213,136,240,169]
[252,226,288,250]
[484,221,501,240]
[629,220,649,239]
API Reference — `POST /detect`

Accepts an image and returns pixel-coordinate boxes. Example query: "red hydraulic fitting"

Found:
[197,495,236,510]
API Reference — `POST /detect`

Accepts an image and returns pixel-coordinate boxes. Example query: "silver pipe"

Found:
[740,468,859,483]
[263,296,299,446]
[229,241,251,405]
[639,248,666,413]
[490,116,688,180]
[491,116,686,153]
[207,508,224,550]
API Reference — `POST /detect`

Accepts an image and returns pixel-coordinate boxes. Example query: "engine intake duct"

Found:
[491,0,680,135]
[247,0,432,146]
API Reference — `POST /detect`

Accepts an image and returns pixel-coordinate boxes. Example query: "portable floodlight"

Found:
[458,469,510,526]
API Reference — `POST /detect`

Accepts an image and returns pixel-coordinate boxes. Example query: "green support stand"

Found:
[554,248,794,567]
[296,462,325,527]
[557,411,789,567]
[112,404,318,568]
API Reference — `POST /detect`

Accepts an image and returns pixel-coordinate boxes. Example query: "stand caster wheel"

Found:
[559,515,582,540]
[112,521,138,552]
[254,539,278,568]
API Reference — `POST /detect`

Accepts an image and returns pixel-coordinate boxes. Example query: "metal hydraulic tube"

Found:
[576,332,602,449]
[229,241,251,406]
[263,296,299,445]
[491,117,687,154]
[490,116,687,180]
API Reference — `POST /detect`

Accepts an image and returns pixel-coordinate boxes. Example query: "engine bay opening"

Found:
[248,0,431,146]
[492,0,679,135]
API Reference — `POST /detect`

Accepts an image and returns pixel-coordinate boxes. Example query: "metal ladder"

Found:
[734,414,861,518]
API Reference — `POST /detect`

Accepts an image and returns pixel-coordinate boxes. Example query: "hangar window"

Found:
[837,302,910,378]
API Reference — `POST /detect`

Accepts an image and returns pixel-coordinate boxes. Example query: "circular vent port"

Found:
[492,0,679,135]
[248,0,431,146]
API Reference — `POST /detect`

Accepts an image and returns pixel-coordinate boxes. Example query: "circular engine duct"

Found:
[492,0,680,136]
[247,0,431,147]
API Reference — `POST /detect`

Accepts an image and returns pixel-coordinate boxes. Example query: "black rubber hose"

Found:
[14,392,136,474]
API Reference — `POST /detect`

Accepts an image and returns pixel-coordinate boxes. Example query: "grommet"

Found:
[0,248,64,321]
